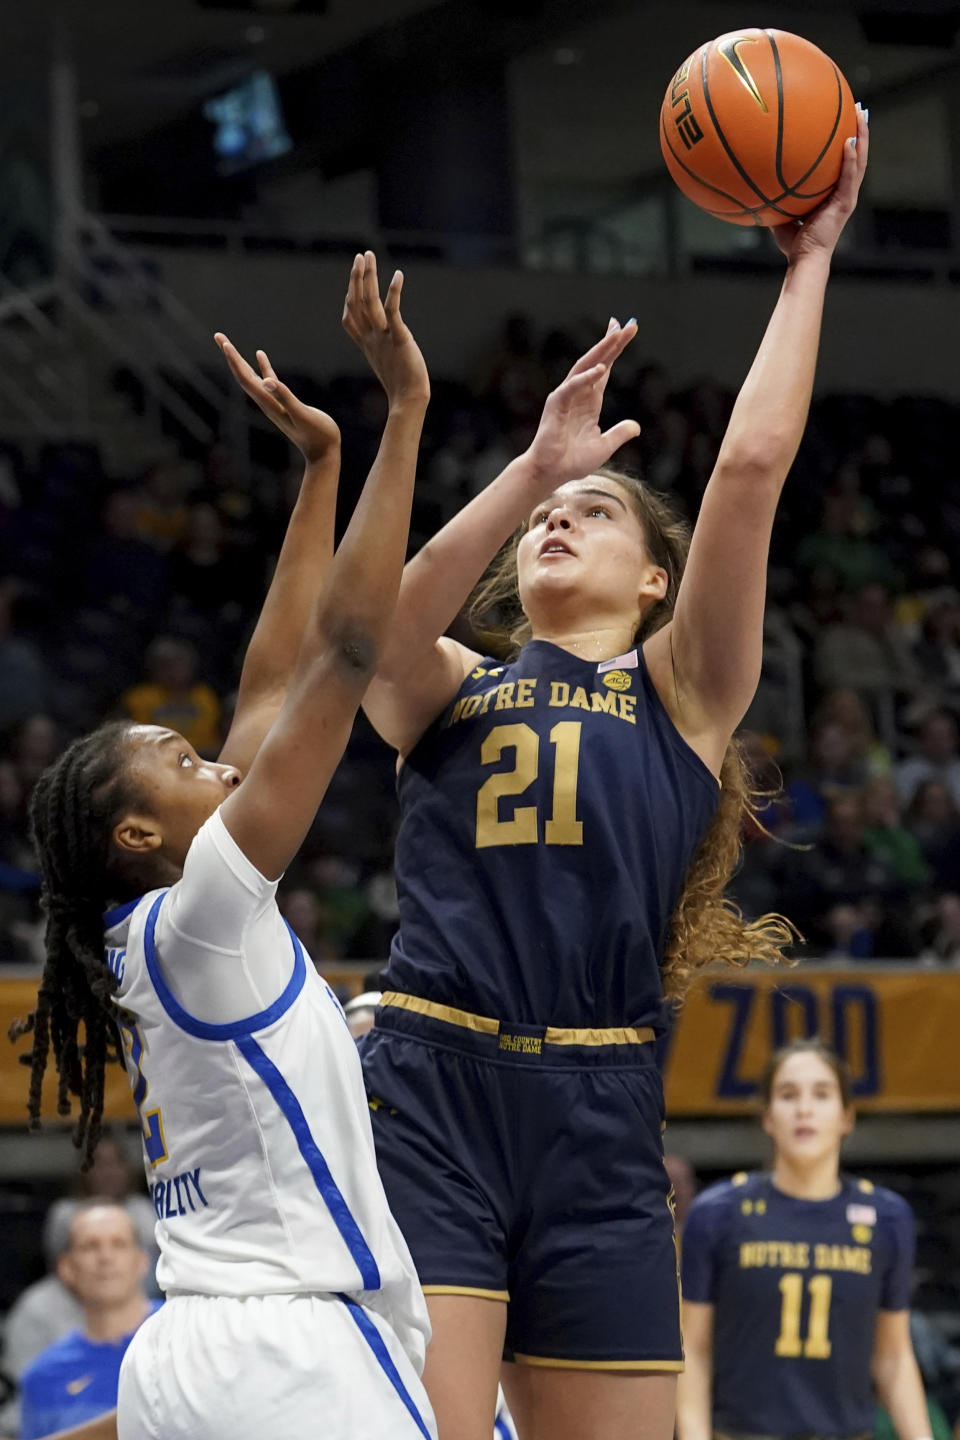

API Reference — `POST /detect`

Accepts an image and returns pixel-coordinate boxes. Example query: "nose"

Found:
[219,764,242,789]
[546,505,572,531]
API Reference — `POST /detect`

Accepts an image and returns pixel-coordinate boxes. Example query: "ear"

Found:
[760,1108,775,1140]
[840,1105,855,1138]
[641,565,669,603]
[112,815,163,856]
[56,1251,75,1289]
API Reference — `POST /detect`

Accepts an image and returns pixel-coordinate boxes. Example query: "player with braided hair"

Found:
[12,253,437,1440]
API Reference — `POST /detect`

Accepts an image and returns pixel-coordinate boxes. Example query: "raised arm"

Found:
[213,332,342,775]
[220,253,429,879]
[645,107,869,775]
[362,320,642,754]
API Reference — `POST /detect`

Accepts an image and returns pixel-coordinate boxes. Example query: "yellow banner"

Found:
[662,966,960,1114]
[3,968,957,1129]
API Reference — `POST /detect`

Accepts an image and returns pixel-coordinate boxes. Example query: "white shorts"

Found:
[118,1293,437,1440]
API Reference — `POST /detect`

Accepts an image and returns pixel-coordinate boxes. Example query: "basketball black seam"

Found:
[662,111,816,222]
[785,65,845,195]
[769,31,787,193]
[700,41,773,206]
[660,111,768,217]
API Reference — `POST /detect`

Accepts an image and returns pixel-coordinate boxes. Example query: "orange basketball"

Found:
[659,29,856,226]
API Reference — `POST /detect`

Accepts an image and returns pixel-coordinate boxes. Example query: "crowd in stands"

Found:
[0,311,959,969]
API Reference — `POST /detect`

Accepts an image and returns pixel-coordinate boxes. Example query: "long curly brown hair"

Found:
[469,466,798,1005]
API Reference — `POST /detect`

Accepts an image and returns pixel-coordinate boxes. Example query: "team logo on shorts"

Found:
[602,669,633,692]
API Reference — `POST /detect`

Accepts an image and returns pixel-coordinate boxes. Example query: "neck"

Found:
[771,1152,841,1201]
[84,1293,149,1342]
[528,621,639,663]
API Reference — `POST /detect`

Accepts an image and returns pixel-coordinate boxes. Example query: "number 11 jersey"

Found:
[385,638,719,1030]
[682,1171,915,1438]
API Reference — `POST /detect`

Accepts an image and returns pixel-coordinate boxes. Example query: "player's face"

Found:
[762,1052,853,1166]
[115,725,241,870]
[58,1205,147,1309]
[516,478,667,633]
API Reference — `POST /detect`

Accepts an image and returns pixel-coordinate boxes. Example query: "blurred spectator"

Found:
[480,313,547,430]
[168,502,252,621]
[796,491,897,593]
[905,780,960,889]
[279,886,337,970]
[9,714,60,792]
[919,893,960,967]
[0,1227,83,1437]
[78,490,169,619]
[18,1204,157,1440]
[894,710,960,810]
[0,582,53,733]
[122,637,221,755]
[786,721,869,830]
[786,792,907,953]
[44,1132,160,1296]
[812,688,892,779]
[861,776,930,888]
[132,459,193,552]
[913,598,960,698]
[813,583,920,742]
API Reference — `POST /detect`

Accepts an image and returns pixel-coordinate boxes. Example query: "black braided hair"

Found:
[10,721,145,1167]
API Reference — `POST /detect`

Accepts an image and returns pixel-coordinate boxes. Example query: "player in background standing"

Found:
[11,253,436,1440]
[357,112,869,1440]
[677,1038,928,1440]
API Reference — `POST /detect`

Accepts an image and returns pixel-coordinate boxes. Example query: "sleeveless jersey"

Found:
[385,639,719,1030]
[105,810,429,1372]
[682,1171,915,1438]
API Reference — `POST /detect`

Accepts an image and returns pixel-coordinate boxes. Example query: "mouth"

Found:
[793,1126,816,1140]
[538,539,575,559]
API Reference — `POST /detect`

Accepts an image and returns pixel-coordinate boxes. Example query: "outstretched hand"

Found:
[771,104,869,264]
[522,319,641,487]
[214,336,340,466]
[342,251,430,410]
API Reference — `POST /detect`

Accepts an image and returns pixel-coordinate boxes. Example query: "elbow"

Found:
[714,442,793,488]
[319,617,380,679]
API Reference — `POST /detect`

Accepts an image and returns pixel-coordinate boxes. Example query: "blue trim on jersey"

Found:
[337,1294,431,1439]
[237,1034,381,1291]
[494,1418,511,1440]
[103,896,142,929]
[142,892,306,1040]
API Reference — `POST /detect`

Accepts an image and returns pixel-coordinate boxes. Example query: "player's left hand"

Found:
[771,103,868,263]
[215,335,341,466]
[341,251,430,411]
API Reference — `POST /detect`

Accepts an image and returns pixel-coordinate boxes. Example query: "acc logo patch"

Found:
[602,669,632,692]
[851,1223,873,1243]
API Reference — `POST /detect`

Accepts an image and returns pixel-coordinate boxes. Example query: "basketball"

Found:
[659,29,856,226]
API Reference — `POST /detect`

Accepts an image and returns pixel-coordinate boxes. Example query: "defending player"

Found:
[12,254,436,1440]
[357,113,870,1440]
[677,1038,929,1440]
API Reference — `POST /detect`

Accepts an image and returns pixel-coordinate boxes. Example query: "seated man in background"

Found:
[18,1205,157,1440]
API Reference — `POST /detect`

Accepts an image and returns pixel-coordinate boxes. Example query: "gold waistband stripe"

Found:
[379,992,654,1047]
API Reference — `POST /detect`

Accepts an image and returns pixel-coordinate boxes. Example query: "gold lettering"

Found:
[550,681,570,707]
[618,694,637,725]
[495,682,516,711]
[515,678,537,708]
[450,697,468,726]
[461,695,483,719]
[479,689,496,715]
[570,686,590,711]
[591,690,618,716]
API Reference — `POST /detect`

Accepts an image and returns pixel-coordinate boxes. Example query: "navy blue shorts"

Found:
[360,1002,682,1370]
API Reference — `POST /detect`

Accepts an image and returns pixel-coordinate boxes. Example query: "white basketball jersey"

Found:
[104,809,429,1373]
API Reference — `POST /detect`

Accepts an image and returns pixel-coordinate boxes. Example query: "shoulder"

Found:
[21,1330,83,1387]
[688,1173,754,1225]
[845,1176,914,1230]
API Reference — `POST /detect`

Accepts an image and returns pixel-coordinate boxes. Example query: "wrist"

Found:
[387,392,430,419]
[301,445,340,471]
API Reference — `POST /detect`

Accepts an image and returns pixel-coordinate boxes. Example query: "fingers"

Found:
[383,269,405,334]
[600,418,642,457]
[214,332,290,418]
[550,363,607,412]
[568,318,638,380]
[342,250,394,341]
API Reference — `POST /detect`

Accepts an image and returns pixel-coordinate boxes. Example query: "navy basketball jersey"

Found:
[385,639,719,1030]
[682,1171,915,1438]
